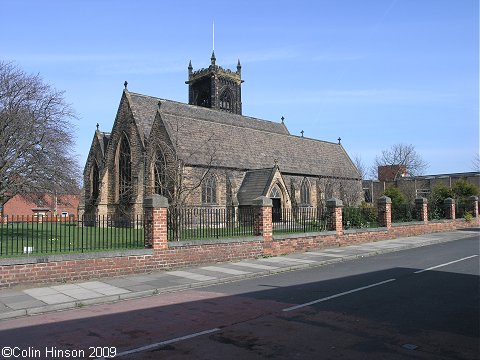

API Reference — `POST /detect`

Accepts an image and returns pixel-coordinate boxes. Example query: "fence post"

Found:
[444,198,456,220]
[468,196,479,217]
[326,198,343,234]
[143,194,169,250]
[252,196,272,241]
[377,196,392,228]
[415,197,428,223]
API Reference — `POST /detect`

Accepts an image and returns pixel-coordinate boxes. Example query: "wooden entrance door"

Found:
[272,198,281,222]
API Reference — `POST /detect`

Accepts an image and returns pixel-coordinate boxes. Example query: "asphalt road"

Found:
[0,234,478,360]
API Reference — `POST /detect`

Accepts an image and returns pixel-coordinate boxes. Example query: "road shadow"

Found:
[0,266,478,359]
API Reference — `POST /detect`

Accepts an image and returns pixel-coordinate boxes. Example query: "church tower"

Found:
[186,52,243,115]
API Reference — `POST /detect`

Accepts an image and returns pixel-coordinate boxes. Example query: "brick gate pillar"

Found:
[143,194,169,250]
[468,196,479,217]
[253,196,273,241]
[326,198,343,234]
[377,196,392,228]
[415,197,428,223]
[444,198,456,220]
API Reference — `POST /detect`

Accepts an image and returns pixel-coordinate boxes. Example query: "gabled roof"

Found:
[96,131,110,157]
[237,168,276,206]
[126,91,360,179]
[128,91,289,138]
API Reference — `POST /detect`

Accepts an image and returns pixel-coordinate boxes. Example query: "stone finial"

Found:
[96,123,99,131]
[211,50,216,66]
[338,137,342,144]
[281,116,285,123]
[124,81,128,90]
[143,194,169,208]
[415,197,428,205]
[326,198,343,208]
[252,196,273,207]
[377,195,392,204]
[301,130,304,137]
[444,197,455,205]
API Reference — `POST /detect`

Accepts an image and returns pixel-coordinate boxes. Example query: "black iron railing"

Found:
[272,207,328,234]
[391,203,418,223]
[167,207,255,241]
[0,215,144,257]
[342,206,378,229]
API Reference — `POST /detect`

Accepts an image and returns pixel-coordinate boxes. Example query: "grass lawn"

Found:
[0,221,145,257]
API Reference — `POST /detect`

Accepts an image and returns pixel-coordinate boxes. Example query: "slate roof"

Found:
[127,91,360,179]
[237,168,276,206]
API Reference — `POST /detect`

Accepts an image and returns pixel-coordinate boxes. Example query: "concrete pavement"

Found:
[0,229,478,321]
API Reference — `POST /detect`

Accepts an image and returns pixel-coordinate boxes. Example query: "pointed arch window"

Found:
[269,185,281,199]
[202,175,217,204]
[91,162,100,202]
[219,90,233,112]
[118,135,132,201]
[300,179,311,205]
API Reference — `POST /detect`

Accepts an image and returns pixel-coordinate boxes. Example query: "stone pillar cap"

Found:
[143,194,169,208]
[444,197,455,204]
[468,195,479,201]
[252,196,273,207]
[326,198,343,207]
[415,197,428,205]
[377,195,392,204]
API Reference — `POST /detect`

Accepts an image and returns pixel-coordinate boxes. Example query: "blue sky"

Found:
[2,0,478,178]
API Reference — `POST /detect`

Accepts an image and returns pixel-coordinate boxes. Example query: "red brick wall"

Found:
[3,194,79,217]
[0,218,477,288]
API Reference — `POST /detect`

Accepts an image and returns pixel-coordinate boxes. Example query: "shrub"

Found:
[464,211,473,222]
[452,179,480,199]
[383,186,406,205]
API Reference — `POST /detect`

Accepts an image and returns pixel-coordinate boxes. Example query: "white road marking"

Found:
[95,328,221,359]
[283,278,397,312]
[413,255,479,274]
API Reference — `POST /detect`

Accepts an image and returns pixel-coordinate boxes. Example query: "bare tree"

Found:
[149,119,219,239]
[374,143,428,180]
[353,154,367,180]
[317,167,362,207]
[472,153,480,172]
[0,61,80,215]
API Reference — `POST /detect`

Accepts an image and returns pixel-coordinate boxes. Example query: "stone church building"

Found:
[81,53,361,219]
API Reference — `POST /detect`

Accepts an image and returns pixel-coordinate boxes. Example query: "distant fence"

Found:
[272,207,328,234]
[167,207,255,241]
[0,215,144,257]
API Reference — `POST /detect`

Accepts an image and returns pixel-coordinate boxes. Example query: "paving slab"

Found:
[0,229,477,321]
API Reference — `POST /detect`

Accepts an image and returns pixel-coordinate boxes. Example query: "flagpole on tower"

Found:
[212,21,215,51]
